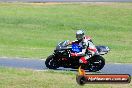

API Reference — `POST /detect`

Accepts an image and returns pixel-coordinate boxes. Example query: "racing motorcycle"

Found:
[45,40,110,72]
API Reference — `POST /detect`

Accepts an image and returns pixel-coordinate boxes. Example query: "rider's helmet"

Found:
[76,30,85,41]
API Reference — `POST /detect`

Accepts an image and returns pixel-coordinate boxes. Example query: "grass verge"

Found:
[0,3,131,63]
[0,67,131,88]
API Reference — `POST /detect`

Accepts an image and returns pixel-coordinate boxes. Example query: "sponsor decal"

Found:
[76,66,131,85]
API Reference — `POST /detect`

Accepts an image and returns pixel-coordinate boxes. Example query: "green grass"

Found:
[0,3,132,63]
[0,67,131,88]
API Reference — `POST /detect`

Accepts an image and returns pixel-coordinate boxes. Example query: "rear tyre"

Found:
[87,55,105,72]
[45,55,59,69]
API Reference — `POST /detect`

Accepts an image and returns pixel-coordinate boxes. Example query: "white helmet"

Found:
[76,30,85,41]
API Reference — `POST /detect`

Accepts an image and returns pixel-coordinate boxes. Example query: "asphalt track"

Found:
[0,0,131,2]
[0,57,132,75]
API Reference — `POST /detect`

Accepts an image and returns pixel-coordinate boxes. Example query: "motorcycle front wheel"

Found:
[45,55,59,69]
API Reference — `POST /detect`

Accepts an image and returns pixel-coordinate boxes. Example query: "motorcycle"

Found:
[45,40,110,72]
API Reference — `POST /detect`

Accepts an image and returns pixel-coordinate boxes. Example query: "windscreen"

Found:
[56,41,68,50]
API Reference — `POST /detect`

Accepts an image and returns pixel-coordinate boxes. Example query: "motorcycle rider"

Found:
[68,30,98,64]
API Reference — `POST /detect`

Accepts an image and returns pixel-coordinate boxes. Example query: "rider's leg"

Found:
[79,54,92,64]
[79,56,87,64]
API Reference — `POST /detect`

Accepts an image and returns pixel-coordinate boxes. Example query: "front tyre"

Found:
[45,55,59,69]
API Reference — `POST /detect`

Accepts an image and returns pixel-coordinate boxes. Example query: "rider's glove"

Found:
[71,53,78,56]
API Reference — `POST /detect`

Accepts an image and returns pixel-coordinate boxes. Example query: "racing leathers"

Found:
[69,36,98,64]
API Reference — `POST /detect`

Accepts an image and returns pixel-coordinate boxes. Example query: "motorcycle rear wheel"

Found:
[86,55,105,72]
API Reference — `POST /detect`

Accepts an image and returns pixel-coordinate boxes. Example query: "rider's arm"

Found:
[76,48,87,56]
[87,40,97,55]
[71,48,87,57]
[71,39,88,56]
[67,40,78,45]
[71,39,97,57]
[77,38,89,56]
[67,41,72,45]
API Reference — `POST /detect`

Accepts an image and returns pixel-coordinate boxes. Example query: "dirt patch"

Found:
[30,2,64,6]
[80,2,115,6]
[28,2,116,6]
